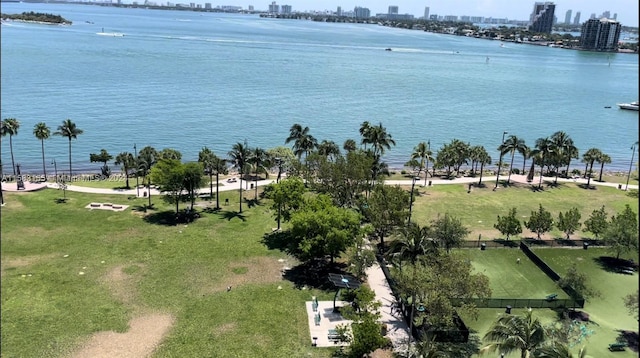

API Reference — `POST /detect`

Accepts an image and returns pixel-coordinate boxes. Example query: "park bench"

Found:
[328,329,340,343]
[608,342,627,351]
[545,293,558,301]
[314,313,320,326]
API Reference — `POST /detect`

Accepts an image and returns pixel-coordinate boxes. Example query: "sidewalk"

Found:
[365,262,411,354]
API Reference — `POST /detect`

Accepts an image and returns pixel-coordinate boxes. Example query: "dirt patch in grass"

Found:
[199,257,283,295]
[101,264,146,305]
[0,254,56,277]
[71,313,174,358]
[211,322,237,337]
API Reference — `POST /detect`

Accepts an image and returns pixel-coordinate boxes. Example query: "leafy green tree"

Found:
[309,150,373,208]
[337,286,388,358]
[525,204,554,240]
[263,177,305,230]
[366,184,410,249]
[557,263,600,302]
[1,118,20,176]
[481,309,546,358]
[556,207,581,240]
[344,238,376,281]
[150,158,184,214]
[623,290,639,320]
[494,207,523,240]
[114,152,135,188]
[288,195,361,263]
[89,149,113,177]
[500,135,527,184]
[54,119,83,179]
[33,122,50,181]
[604,204,639,259]
[182,162,204,211]
[138,146,158,207]
[431,213,469,253]
[228,141,251,213]
[584,206,608,240]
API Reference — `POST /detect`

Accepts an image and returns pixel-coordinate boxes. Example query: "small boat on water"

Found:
[385,48,392,51]
[617,101,639,111]
[97,27,124,37]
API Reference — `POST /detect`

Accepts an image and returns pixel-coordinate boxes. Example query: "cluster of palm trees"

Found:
[1,118,83,181]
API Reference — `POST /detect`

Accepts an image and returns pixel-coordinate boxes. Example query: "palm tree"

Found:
[33,122,50,181]
[391,222,437,266]
[477,147,492,186]
[343,139,357,153]
[138,146,158,207]
[534,343,588,358]
[359,121,372,150]
[481,309,546,358]
[228,142,251,213]
[596,152,611,182]
[198,147,217,200]
[550,131,577,183]
[363,122,396,157]
[500,135,526,184]
[532,137,553,189]
[250,147,268,199]
[412,142,429,186]
[1,118,20,176]
[581,148,601,188]
[114,152,135,188]
[317,140,340,159]
[520,144,531,174]
[53,119,83,180]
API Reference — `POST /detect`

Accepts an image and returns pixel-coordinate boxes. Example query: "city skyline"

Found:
[158,0,638,27]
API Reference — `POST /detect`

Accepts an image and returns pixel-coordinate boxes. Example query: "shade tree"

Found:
[583,206,608,240]
[262,177,306,230]
[431,213,469,253]
[556,207,581,240]
[525,204,553,240]
[494,207,522,240]
[365,184,410,249]
[603,204,639,259]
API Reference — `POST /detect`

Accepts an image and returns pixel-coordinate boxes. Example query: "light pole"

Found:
[494,131,508,191]
[134,144,140,197]
[625,142,637,191]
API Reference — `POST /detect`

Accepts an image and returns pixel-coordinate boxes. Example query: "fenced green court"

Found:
[458,248,568,300]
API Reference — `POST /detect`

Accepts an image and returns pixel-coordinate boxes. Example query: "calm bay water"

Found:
[1,3,638,174]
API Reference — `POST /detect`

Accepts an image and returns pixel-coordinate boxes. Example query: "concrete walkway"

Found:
[366,262,411,354]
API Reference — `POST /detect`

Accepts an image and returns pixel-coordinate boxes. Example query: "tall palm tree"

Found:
[250,147,268,199]
[138,146,158,207]
[520,144,531,174]
[228,142,251,213]
[114,152,135,188]
[481,309,546,358]
[53,119,83,180]
[359,121,372,150]
[532,137,553,189]
[317,140,340,159]
[581,148,601,188]
[363,122,396,157]
[33,122,50,181]
[500,135,526,184]
[1,118,20,176]
[412,142,429,185]
[550,131,576,183]
[343,139,357,153]
[198,147,217,200]
[477,147,492,186]
[596,152,611,182]
[391,222,438,266]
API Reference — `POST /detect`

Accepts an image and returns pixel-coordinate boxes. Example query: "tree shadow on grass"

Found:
[54,198,68,204]
[577,183,598,190]
[491,239,519,248]
[201,206,221,214]
[132,204,155,213]
[143,210,179,226]
[245,198,259,208]
[219,210,246,222]
[262,230,298,255]
[617,330,639,352]
[592,256,638,274]
[283,259,349,290]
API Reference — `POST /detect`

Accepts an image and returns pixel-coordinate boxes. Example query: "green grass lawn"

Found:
[0,189,334,358]
[409,181,638,241]
[457,249,567,299]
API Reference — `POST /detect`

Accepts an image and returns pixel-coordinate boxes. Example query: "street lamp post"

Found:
[134,144,140,197]
[625,143,637,191]
[494,131,508,191]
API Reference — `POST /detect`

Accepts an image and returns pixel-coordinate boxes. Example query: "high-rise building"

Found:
[248,5,254,11]
[580,18,621,52]
[601,11,610,19]
[529,2,555,33]
[268,1,278,13]
[281,4,291,14]
[204,2,211,8]
[337,6,342,16]
[564,9,572,24]
[590,13,596,19]
[424,6,429,20]
[573,11,581,25]
[388,5,398,14]
[354,6,370,18]
[613,13,617,20]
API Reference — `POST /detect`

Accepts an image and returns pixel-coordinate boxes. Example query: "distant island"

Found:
[1,11,72,25]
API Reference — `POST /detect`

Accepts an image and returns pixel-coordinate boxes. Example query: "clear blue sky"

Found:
[210,0,638,27]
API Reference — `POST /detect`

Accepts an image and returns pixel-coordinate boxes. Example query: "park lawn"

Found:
[533,247,639,357]
[408,181,638,241]
[0,189,334,358]
[457,249,567,299]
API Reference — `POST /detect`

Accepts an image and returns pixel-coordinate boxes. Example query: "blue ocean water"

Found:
[1,3,638,174]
